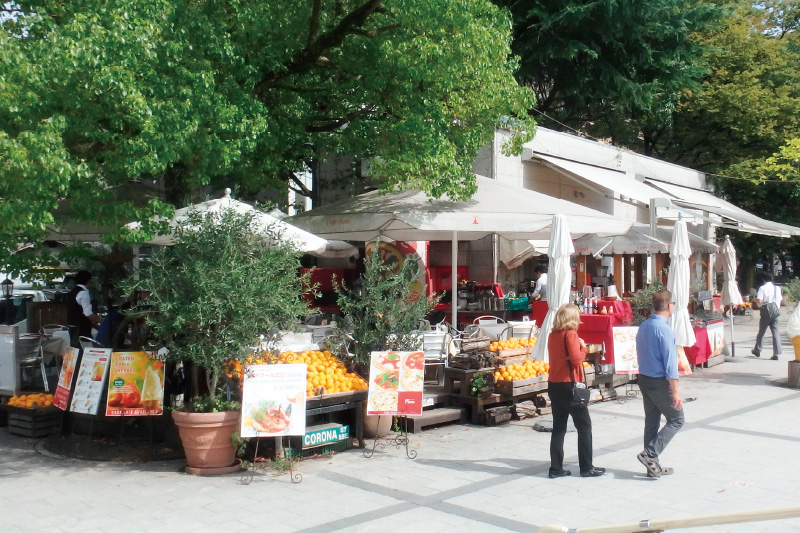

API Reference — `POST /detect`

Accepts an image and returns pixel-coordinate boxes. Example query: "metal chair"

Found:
[472,315,506,325]
[16,335,48,392]
[41,324,69,335]
[421,330,452,385]
[79,336,99,351]
[500,322,538,341]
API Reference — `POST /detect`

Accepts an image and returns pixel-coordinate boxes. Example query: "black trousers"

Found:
[548,381,594,473]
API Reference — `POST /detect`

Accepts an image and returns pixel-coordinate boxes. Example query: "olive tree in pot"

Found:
[125,208,310,475]
[330,247,438,437]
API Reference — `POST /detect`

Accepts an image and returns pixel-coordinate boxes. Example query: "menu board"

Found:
[106,352,165,416]
[70,348,112,415]
[53,347,80,410]
[367,351,424,416]
[706,319,725,357]
[612,327,639,374]
[241,364,307,437]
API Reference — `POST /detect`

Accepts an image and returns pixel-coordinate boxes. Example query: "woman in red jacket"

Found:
[547,303,605,478]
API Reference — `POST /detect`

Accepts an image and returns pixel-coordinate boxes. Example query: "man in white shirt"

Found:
[531,265,548,301]
[67,270,102,348]
[752,273,782,360]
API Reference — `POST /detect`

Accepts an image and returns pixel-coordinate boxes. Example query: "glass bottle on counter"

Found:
[593,298,598,314]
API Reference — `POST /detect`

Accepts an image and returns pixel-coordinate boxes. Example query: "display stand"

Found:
[241,436,302,484]
[363,416,417,459]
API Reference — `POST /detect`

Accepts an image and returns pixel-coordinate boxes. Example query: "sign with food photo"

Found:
[106,352,165,416]
[241,363,307,438]
[70,348,112,415]
[612,327,639,374]
[53,347,80,410]
[367,351,424,416]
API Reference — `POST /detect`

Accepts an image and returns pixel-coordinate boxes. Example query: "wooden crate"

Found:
[2,405,61,438]
[480,405,513,426]
[495,375,547,396]
[495,347,534,367]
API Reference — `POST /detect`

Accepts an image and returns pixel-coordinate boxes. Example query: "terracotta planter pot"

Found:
[363,404,392,439]
[172,410,241,472]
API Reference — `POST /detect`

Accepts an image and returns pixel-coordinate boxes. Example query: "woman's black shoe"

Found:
[548,469,571,478]
[580,467,606,477]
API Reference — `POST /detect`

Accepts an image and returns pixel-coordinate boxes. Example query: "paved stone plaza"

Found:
[2,308,800,533]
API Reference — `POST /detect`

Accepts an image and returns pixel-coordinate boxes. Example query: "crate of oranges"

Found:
[224,350,369,398]
[2,393,60,438]
[493,360,549,396]
[488,337,536,358]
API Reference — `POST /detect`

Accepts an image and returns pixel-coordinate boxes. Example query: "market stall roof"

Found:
[536,154,659,205]
[645,180,800,237]
[572,226,718,256]
[287,175,633,242]
[126,189,357,258]
[531,152,800,238]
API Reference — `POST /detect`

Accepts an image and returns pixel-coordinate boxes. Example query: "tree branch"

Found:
[308,0,322,46]
[289,172,312,197]
[305,106,378,133]
[255,0,386,97]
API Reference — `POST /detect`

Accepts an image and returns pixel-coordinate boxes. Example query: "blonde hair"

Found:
[552,303,581,331]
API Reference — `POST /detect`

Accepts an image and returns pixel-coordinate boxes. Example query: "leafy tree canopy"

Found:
[493,0,724,142]
[0,0,535,274]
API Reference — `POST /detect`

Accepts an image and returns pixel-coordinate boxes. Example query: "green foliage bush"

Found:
[123,208,311,408]
[333,247,438,370]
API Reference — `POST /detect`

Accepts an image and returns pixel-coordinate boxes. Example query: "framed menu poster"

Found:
[241,363,307,438]
[612,327,639,374]
[70,348,112,415]
[53,347,80,410]
[367,351,424,416]
[106,352,165,416]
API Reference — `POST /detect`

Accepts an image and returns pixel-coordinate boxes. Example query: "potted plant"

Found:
[330,246,438,437]
[125,208,311,474]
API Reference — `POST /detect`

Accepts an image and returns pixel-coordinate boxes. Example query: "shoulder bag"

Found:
[761,286,781,321]
[564,333,590,409]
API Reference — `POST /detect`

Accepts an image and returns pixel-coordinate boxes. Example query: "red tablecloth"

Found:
[599,300,633,326]
[684,327,711,366]
[577,314,615,364]
[530,301,549,328]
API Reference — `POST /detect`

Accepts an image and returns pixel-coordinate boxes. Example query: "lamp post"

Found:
[2,277,13,325]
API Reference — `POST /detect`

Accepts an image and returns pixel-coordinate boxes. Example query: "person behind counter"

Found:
[66,270,102,348]
[530,265,548,301]
[546,303,605,478]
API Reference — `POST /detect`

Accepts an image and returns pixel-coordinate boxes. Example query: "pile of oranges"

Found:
[224,350,368,397]
[489,337,536,352]
[6,392,54,409]
[494,360,549,382]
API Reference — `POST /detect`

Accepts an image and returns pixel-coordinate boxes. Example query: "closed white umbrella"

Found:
[667,220,696,348]
[719,235,743,356]
[532,215,574,362]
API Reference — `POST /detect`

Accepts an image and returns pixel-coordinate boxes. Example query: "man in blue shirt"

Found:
[635,289,684,478]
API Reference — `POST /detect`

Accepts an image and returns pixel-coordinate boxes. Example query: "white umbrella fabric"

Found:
[531,215,574,362]
[572,226,718,256]
[667,220,696,348]
[289,175,633,325]
[126,189,357,258]
[719,235,743,357]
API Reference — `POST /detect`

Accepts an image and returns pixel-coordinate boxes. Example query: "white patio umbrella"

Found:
[289,175,633,325]
[572,226,718,256]
[719,235,743,357]
[667,220,696,348]
[126,189,357,258]
[531,215,574,362]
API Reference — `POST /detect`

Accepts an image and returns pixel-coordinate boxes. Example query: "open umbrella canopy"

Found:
[667,220,696,347]
[572,226,718,256]
[287,175,633,242]
[532,215,574,362]
[126,189,357,258]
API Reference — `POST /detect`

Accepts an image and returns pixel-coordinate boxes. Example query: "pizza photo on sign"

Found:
[373,369,399,390]
[373,351,401,372]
